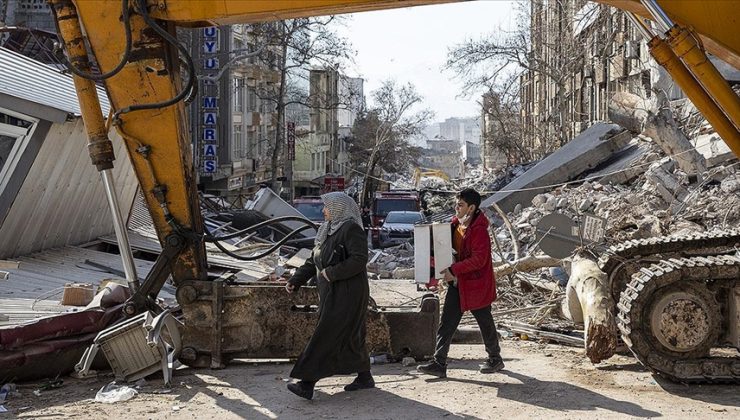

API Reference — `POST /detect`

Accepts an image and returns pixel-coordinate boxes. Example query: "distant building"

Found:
[292,69,363,197]
[438,117,482,144]
[421,139,463,178]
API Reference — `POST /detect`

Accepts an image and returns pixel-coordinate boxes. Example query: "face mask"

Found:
[459,208,473,224]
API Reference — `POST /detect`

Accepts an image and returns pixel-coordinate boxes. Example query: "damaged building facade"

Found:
[0,48,137,260]
[519,1,668,155]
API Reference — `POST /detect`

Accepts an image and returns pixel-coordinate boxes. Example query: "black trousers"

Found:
[433,285,502,365]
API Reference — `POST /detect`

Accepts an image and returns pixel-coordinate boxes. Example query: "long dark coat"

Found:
[287,221,370,381]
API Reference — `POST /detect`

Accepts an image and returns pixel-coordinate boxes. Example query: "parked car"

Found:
[377,211,425,248]
[292,196,324,223]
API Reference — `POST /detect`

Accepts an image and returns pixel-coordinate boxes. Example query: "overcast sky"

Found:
[337,1,518,122]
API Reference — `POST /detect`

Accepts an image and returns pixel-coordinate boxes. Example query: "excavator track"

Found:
[600,229,740,301]
[601,229,740,275]
[616,254,740,383]
[598,230,740,383]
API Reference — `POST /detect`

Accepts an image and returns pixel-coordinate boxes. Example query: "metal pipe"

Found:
[625,12,655,41]
[101,170,140,291]
[640,0,674,33]
[50,0,139,291]
[666,25,740,131]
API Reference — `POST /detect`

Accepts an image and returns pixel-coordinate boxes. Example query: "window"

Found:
[247,87,258,112]
[232,77,244,112]
[233,37,244,51]
[246,130,255,158]
[0,109,38,196]
[247,43,257,64]
[261,99,273,114]
[232,124,243,159]
[384,212,424,224]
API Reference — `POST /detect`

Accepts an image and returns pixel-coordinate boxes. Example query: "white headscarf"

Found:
[314,192,363,247]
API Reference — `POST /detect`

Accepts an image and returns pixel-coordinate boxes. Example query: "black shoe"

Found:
[479,359,505,374]
[343,375,375,391]
[287,381,314,400]
[417,361,447,378]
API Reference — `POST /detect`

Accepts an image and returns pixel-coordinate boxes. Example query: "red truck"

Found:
[370,190,421,248]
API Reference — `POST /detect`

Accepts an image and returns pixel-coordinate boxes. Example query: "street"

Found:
[6,340,738,419]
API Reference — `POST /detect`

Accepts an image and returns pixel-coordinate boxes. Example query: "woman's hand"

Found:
[285,282,296,293]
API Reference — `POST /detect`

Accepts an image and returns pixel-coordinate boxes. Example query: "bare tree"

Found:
[446,1,611,157]
[348,80,432,207]
[481,76,532,166]
[249,17,355,191]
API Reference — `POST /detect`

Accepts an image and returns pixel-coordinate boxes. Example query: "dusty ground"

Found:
[3,339,739,419]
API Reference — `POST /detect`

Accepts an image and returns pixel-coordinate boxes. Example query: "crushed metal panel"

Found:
[0,246,176,326]
[0,118,136,259]
[99,230,274,280]
[0,46,111,117]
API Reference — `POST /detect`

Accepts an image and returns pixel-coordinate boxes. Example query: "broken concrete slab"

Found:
[586,139,654,185]
[693,133,735,166]
[482,123,631,213]
[643,161,689,211]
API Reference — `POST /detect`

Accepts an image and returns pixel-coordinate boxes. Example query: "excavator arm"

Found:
[48,0,456,307]
[49,0,449,367]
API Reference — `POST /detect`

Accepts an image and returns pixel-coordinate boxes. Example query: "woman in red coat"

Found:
[418,188,503,378]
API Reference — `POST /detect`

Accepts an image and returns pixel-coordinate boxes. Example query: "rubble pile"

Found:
[421,164,537,215]
[410,134,738,339]
[366,242,415,278]
[495,160,740,256]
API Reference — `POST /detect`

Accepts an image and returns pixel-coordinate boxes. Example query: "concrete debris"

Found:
[405,125,740,336]
[482,123,632,213]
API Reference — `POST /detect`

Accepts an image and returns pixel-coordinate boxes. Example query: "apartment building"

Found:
[187,24,281,202]
[292,69,363,198]
[519,0,660,155]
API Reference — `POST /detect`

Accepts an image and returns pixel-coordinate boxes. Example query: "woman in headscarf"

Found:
[284,191,373,400]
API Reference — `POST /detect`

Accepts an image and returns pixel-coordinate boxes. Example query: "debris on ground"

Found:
[94,381,138,404]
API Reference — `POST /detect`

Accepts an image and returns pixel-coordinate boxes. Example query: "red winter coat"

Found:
[449,211,496,312]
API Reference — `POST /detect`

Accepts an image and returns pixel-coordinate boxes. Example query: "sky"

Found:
[337,1,518,122]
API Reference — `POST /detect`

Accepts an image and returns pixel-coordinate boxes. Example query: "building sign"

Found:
[203,112,217,125]
[203,160,217,173]
[200,26,220,175]
[228,176,243,190]
[286,121,295,161]
[203,144,217,157]
[324,176,345,193]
